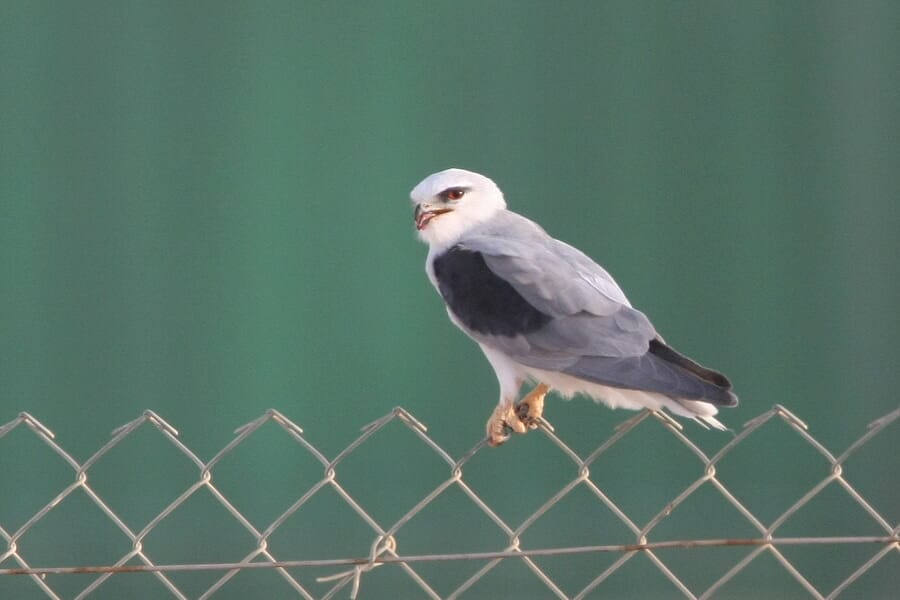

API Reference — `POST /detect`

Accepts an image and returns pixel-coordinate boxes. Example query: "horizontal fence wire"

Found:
[0,404,897,600]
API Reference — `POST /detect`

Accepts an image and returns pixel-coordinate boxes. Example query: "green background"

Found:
[1,1,898,598]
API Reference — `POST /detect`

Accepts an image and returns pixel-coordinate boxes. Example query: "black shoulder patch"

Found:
[432,246,551,337]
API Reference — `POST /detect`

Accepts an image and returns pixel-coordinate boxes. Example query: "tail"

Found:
[648,338,738,407]
[560,337,739,414]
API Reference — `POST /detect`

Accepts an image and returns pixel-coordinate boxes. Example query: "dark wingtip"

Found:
[723,390,739,407]
[707,371,733,389]
[649,338,738,406]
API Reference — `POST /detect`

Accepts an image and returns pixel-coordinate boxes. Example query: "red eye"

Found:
[446,188,465,200]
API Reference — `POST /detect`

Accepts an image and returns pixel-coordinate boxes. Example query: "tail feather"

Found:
[563,339,738,407]
[648,338,738,407]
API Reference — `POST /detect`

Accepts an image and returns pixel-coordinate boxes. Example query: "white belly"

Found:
[520,363,725,429]
[475,336,726,429]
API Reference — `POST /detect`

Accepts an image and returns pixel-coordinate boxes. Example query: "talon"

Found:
[505,413,527,435]
[486,386,551,446]
[514,383,550,430]
[488,430,510,447]
[486,401,524,446]
[486,404,511,446]
[515,402,540,430]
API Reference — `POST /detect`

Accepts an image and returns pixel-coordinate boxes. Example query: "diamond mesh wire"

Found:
[0,404,897,599]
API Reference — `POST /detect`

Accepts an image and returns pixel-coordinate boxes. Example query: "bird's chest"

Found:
[430,246,550,337]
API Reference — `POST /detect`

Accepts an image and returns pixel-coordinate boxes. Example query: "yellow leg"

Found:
[486,398,526,447]
[515,383,550,430]
[485,383,551,447]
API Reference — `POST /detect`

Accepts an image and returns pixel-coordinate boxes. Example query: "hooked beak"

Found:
[414,204,453,230]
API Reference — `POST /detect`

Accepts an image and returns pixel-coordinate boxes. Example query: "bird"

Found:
[411,168,738,446]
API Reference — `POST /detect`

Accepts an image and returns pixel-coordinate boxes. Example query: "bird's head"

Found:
[410,168,507,248]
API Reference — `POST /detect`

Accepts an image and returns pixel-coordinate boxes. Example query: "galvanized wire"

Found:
[1,404,897,600]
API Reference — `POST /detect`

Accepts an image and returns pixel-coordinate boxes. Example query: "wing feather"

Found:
[458,213,656,360]
[454,212,736,405]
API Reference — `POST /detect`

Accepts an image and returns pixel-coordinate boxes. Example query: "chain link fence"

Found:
[1,403,897,599]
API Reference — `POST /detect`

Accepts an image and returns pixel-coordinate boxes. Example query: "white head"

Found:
[410,168,507,249]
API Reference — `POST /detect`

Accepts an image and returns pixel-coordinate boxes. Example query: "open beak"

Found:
[414,205,453,230]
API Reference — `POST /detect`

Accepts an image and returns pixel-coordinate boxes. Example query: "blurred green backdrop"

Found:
[1,1,898,599]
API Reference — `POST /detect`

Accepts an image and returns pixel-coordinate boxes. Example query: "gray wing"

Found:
[458,213,735,404]
[458,211,654,355]
[461,233,655,358]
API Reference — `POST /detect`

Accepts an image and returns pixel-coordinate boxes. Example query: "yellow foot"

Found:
[515,383,550,430]
[486,401,526,447]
